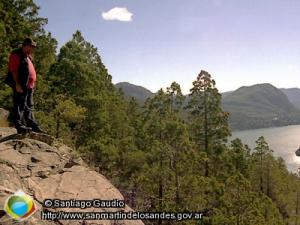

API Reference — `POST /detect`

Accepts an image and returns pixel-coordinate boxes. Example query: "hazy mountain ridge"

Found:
[116,82,300,130]
[280,88,300,110]
[222,83,300,130]
[221,91,233,98]
[115,82,154,103]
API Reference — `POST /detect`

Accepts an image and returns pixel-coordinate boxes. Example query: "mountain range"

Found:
[115,82,154,103]
[115,82,300,130]
[280,88,300,110]
[222,84,300,130]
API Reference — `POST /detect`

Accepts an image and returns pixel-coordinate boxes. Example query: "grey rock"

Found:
[0,128,144,225]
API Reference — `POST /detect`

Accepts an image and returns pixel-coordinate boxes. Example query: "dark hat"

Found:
[22,38,37,47]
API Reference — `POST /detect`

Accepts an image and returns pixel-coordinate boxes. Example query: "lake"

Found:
[231,125,300,172]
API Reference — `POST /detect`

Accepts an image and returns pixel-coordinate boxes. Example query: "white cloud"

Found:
[102,7,133,22]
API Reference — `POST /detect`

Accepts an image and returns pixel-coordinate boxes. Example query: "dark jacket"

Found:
[4,48,31,89]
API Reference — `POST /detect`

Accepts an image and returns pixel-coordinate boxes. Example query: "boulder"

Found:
[0,129,144,225]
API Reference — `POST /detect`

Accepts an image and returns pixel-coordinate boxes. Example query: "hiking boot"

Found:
[17,125,32,134]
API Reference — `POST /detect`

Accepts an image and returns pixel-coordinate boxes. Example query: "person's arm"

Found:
[8,53,23,93]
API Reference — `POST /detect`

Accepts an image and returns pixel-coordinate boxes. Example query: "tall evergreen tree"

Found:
[135,83,194,224]
[44,31,138,185]
[251,136,273,193]
[187,70,230,176]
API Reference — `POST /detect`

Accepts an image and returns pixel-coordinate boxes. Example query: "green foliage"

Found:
[187,70,230,177]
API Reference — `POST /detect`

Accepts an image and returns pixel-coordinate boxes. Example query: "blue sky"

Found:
[34,0,300,94]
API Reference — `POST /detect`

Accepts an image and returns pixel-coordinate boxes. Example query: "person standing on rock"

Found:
[5,38,45,134]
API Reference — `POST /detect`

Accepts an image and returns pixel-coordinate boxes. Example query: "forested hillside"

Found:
[116,82,300,130]
[1,1,300,224]
[222,84,300,130]
[115,82,154,103]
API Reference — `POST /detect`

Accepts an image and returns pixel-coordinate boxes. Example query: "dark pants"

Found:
[13,88,38,129]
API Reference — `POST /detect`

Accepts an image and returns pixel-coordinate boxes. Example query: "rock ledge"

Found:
[0,127,144,225]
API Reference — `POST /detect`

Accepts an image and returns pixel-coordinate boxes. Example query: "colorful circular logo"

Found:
[4,190,37,221]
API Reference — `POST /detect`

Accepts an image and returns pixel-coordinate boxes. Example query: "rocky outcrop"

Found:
[0,108,9,127]
[0,127,144,225]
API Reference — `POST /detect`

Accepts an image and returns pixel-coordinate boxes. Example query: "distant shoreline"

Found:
[231,123,300,133]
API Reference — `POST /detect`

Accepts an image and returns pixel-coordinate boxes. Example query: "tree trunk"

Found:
[175,161,180,206]
[237,181,240,225]
[204,93,209,177]
[260,151,263,192]
[158,157,163,225]
[56,117,60,138]
[266,162,271,197]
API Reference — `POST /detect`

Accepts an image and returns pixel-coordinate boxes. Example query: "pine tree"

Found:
[140,89,173,215]
[251,136,273,194]
[165,82,192,210]
[135,84,193,224]
[187,70,230,176]
[228,138,251,177]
